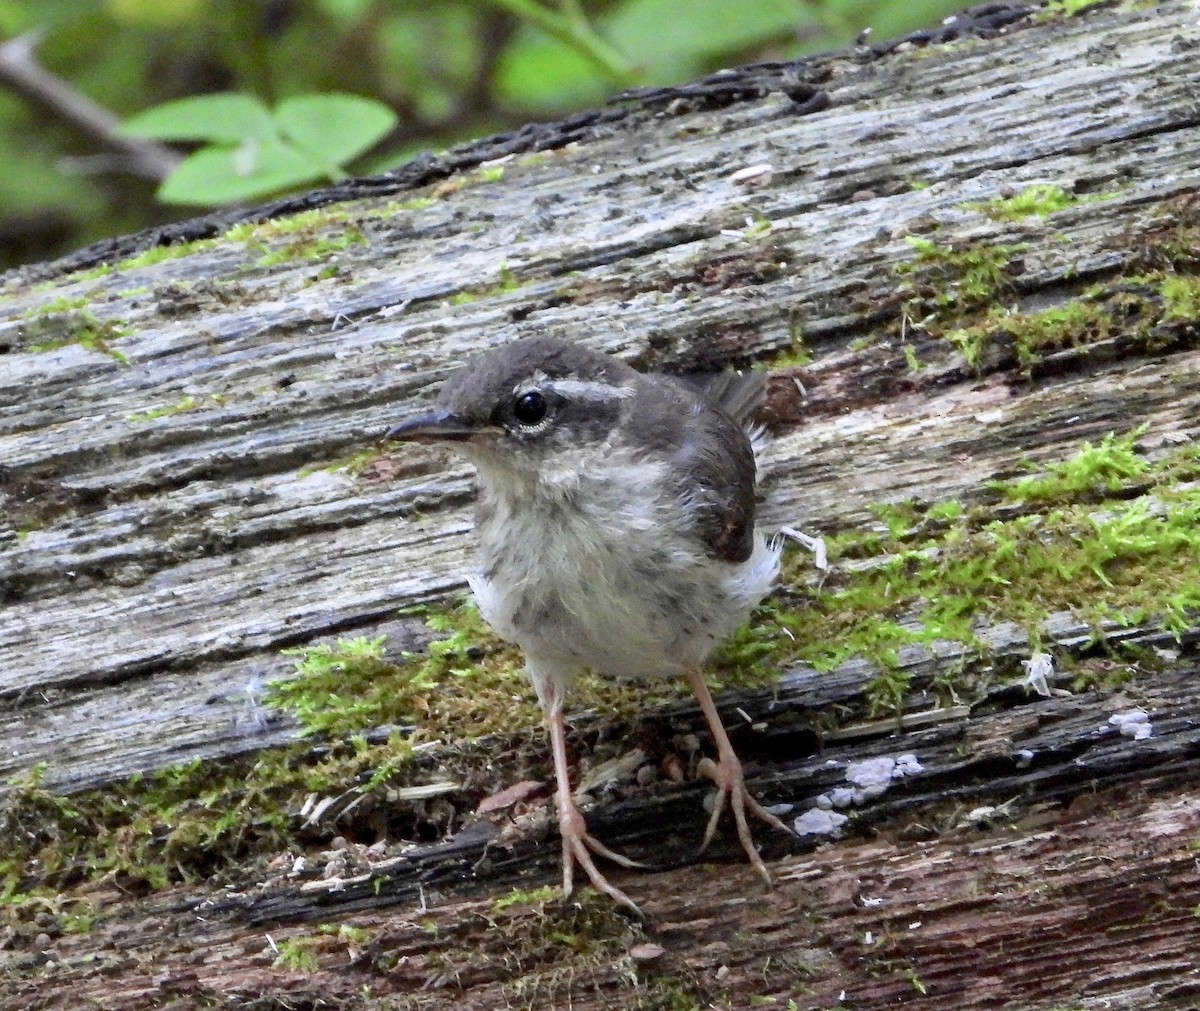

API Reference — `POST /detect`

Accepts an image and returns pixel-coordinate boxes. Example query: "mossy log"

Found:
[2,3,1200,1008]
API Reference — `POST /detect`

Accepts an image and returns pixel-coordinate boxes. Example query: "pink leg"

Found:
[686,668,793,886]
[545,697,644,916]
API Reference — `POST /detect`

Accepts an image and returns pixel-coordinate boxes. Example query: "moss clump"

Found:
[298,447,389,478]
[1043,0,1107,16]
[492,884,559,913]
[713,432,1200,715]
[382,195,437,213]
[223,210,365,268]
[274,634,439,737]
[942,299,1117,374]
[897,236,1027,325]
[116,239,218,272]
[2,754,296,899]
[258,228,366,267]
[1159,273,1200,322]
[882,192,1199,379]
[0,723,435,912]
[126,394,211,422]
[995,429,1150,504]
[964,183,1113,222]
[938,267,1199,377]
[449,261,523,304]
[23,306,130,362]
[269,603,533,739]
[271,923,376,973]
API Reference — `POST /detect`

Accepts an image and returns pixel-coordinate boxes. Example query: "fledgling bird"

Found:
[387,335,790,914]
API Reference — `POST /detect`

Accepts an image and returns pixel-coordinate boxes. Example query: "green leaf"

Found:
[156,138,321,206]
[493,30,610,113]
[120,93,276,144]
[275,93,397,169]
[606,0,805,67]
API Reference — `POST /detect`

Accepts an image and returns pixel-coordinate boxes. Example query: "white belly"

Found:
[469,478,779,680]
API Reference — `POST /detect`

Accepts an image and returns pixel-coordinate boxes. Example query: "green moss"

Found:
[897,236,1027,325]
[64,262,114,282]
[126,394,204,422]
[111,239,217,272]
[927,500,964,522]
[273,936,320,972]
[935,265,1199,377]
[712,433,1200,715]
[299,447,387,478]
[383,195,437,213]
[0,719,439,907]
[24,306,130,363]
[449,261,523,304]
[743,216,772,239]
[1160,274,1200,322]
[264,208,352,234]
[493,884,558,912]
[222,212,366,268]
[996,429,1150,503]
[1043,0,1106,14]
[320,922,372,944]
[26,295,89,315]
[273,634,437,736]
[434,887,646,1003]
[964,183,1112,222]
[257,227,366,267]
[6,425,1197,908]
[770,314,812,368]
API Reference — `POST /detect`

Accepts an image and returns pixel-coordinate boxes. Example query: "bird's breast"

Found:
[469,467,778,679]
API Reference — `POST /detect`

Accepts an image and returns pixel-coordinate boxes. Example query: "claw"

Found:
[543,690,644,916]
[558,800,644,916]
[688,670,794,886]
[696,754,792,886]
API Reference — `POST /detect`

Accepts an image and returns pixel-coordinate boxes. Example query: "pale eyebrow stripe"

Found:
[544,379,635,401]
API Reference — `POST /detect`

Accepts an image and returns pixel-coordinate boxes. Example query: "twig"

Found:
[0,30,180,181]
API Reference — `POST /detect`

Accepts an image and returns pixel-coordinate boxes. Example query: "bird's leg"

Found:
[686,668,793,887]
[543,686,644,916]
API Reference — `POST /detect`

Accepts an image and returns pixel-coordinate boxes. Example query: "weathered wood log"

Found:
[2,2,1200,1008]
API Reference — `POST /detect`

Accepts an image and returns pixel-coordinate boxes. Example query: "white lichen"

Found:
[1108,707,1153,741]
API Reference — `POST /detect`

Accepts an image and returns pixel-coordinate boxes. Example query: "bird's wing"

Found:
[673,403,759,563]
[631,375,759,564]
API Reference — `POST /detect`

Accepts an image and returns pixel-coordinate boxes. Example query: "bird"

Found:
[386,335,790,914]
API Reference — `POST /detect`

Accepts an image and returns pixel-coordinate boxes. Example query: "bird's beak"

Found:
[383,410,494,444]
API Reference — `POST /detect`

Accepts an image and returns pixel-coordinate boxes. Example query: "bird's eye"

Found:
[512,390,548,425]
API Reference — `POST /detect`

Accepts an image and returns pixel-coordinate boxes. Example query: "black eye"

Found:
[512,390,548,425]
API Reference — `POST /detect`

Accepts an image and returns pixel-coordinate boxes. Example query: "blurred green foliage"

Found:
[0,0,965,268]
[120,92,398,203]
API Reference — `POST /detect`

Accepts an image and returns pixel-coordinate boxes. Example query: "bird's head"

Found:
[385,336,646,481]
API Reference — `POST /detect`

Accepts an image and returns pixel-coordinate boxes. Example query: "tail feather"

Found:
[671,370,766,428]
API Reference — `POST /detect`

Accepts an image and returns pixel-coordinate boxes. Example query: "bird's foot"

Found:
[696,754,793,887]
[558,799,644,917]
